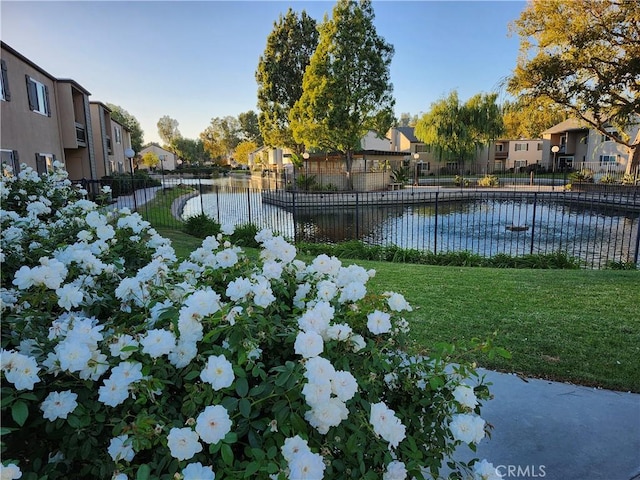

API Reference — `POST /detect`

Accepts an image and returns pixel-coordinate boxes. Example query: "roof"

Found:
[395,126,420,143]
[542,118,590,135]
[140,145,175,156]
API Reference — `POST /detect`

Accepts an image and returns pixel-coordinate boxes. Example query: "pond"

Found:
[179,176,639,268]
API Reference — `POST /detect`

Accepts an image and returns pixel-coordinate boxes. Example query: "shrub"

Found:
[183,213,221,239]
[0,163,503,480]
[477,175,500,187]
[598,174,618,184]
[621,173,639,186]
[569,169,594,183]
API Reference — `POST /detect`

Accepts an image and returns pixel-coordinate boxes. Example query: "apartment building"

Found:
[542,118,640,175]
[488,139,544,173]
[90,102,132,178]
[0,41,131,181]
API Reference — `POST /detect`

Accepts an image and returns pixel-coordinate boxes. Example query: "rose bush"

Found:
[1,163,503,480]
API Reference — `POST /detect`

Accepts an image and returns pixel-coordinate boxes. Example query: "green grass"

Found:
[150,227,640,392]
[137,185,196,230]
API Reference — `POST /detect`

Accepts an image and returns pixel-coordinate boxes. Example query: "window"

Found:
[35,153,54,175]
[26,76,50,116]
[601,131,617,142]
[109,160,116,175]
[114,125,122,144]
[1,60,10,101]
[514,160,527,169]
[600,155,617,164]
[515,143,529,151]
[1,149,19,174]
[117,162,124,174]
[415,144,431,153]
[495,144,504,152]
[537,143,543,151]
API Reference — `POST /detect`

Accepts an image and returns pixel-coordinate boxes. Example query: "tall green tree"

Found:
[157,115,181,146]
[414,91,503,170]
[507,0,640,173]
[289,0,396,189]
[199,116,241,164]
[256,8,319,152]
[238,110,263,147]
[106,104,144,154]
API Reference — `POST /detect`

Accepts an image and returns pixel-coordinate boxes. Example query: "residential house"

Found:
[542,118,640,176]
[486,139,544,173]
[90,102,133,178]
[387,126,438,176]
[139,145,179,171]
[1,41,95,178]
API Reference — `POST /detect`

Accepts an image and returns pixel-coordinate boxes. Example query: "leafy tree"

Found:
[157,115,181,146]
[199,116,240,164]
[289,0,396,189]
[234,141,258,166]
[414,91,503,171]
[238,110,263,147]
[106,103,144,154]
[502,98,568,139]
[141,151,159,169]
[256,8,319,152]
[507,0,640,173]
[171,137,208,167]
[398,113,419,127]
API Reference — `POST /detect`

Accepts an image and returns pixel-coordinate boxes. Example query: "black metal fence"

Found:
[80,174,640,269]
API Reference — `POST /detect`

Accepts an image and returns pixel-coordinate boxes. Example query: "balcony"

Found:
[494,151,508,160]
[75,122,87,147]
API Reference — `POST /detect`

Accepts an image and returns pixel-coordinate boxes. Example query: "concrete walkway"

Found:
[454,369,640,480]
[113,186,163,210]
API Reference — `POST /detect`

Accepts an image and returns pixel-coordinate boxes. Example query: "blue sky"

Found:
[2,0,526,145]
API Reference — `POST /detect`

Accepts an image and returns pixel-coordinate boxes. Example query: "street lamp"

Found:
[551,145,559,191]
[124,148,137,211]
[413,153,420,186]
[302,152,310,188]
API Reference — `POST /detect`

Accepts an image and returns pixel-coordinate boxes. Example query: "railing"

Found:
[73,173,640,269]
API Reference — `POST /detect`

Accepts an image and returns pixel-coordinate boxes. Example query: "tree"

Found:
[171,137,208,167]
[502,98,568,139]
[234,141,258,166]
[141,151,159,169]
[398,113,418,127]
[238,110,263,147]
[289,0,396,189]
[199,116,240,164]
[507,0,640,173]
[157,116,181,146]
[256,8,319,152]
[414,91,504,171]
[106,104,144,154]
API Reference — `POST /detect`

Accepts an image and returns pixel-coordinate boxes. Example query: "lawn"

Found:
[152,229,640,392]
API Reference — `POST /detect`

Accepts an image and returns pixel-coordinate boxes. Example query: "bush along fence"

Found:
[1,163,507,479]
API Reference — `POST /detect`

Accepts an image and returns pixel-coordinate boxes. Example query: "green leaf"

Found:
[136,464,151,480]
[244,461,260,478]
[221,443,234,466]
[11,401,28,427]
[184,370,201,381]
[236,377,249,397]
[239,398,251,419]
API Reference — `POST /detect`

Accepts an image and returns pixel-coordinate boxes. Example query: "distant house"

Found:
[138,145,179,171]
[1,41,96,179]
[542,118,640,175]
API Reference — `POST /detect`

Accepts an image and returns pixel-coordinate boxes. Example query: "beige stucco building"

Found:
[138,145,179,171]
[1,41,132,181]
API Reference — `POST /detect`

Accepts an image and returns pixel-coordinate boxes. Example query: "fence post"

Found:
[529,192,538,255]
[292,191,298,243]
[355,192,360,240]
[247,188,252,225]
[199,179,204,216]
[215,185,220,223]
[434,191,439,255]
[634,209,640,266]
